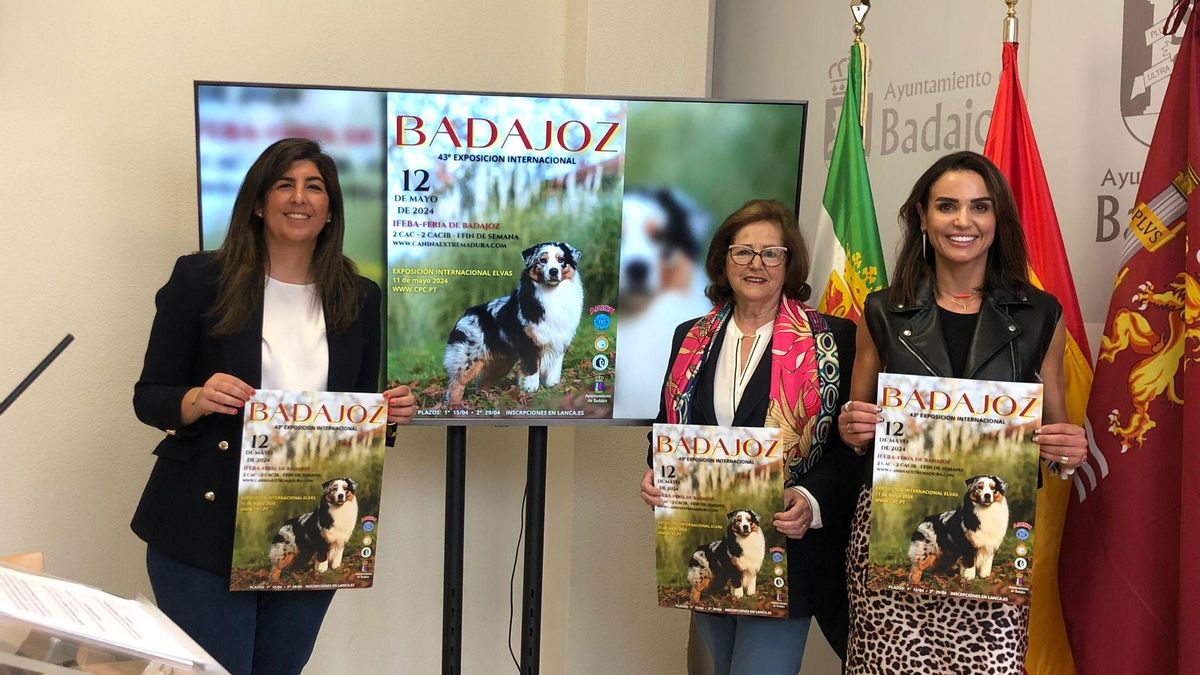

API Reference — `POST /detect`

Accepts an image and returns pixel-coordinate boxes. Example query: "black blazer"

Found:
[648,313,861,621]
[131,253,381,573]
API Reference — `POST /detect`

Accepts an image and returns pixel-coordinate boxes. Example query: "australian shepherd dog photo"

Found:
[686,510,767,603]
[444,241,584,405]
[268,477,359,583]
[613,189,712,418]
[907,475,1009,585]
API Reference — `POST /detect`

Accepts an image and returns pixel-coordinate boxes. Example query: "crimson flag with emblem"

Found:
[1061,2,1199,673]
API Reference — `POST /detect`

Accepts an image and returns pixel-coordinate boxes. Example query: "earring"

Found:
[921,229,927,258]
[255,210,262,217]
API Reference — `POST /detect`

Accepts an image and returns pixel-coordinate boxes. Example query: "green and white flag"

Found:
[810,40,886,320]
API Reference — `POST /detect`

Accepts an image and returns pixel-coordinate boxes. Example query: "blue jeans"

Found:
[146,547,335,675]
[693,612,812,675]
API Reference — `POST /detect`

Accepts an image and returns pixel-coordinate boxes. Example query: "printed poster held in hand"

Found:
[231,390,387,591]
[867,373,1042,604]
[652,423,789,618]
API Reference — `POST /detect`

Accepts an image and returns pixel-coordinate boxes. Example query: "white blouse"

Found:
[713,319,773,427]
[710,318,823,529]
[260,276,329,392]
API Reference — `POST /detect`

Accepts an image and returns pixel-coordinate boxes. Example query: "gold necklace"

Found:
[938,287,979,312]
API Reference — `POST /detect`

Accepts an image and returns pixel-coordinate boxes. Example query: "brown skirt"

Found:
[845,487,1030,674]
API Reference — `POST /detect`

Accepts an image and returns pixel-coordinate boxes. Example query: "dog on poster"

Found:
[686,509,767,602]
[908,475,1010,584]
[268,477,359,582]
[614,189,712,419]
[444,242,584,404]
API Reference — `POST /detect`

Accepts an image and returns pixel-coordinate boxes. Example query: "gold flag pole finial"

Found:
[851,1,871,43]
[1004,0,1019,43]
[850,2,871,127]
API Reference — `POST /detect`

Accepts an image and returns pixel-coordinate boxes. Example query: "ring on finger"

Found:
[1060,455,1069,463]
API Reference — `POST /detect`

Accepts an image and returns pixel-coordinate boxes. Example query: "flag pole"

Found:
[1004,0,1019,44]
[851,1,870,126]
[850,0,870,40]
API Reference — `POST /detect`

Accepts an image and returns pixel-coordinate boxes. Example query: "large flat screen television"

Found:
[196,82,807,424]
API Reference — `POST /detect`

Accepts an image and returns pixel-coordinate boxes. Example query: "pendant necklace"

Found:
[939,287,978,312]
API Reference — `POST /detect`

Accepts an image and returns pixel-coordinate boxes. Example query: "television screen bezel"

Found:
[193,80,809,426]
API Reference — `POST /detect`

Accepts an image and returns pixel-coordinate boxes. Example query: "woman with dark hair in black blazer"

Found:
[131,138,416,675]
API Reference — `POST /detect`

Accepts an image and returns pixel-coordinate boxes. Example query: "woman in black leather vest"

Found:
[836,151,1087,673]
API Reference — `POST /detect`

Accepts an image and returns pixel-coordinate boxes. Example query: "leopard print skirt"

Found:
[845,487,1029,674]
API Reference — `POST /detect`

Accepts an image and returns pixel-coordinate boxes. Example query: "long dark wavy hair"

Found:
[210,138,361,336]
[704,199,811,305]
[889,150,1031,307]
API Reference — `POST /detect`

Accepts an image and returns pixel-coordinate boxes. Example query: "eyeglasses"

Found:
[727,245,788,267]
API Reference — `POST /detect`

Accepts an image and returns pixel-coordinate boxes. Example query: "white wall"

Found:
[0,1,712,673]
[1025,0,1190,349]
[713,0,1032,279]
[712,0,1184,350]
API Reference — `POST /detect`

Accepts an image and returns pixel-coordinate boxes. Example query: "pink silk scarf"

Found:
[663,297,827,476]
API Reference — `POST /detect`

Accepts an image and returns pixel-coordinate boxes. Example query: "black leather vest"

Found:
[863,280,1062,383]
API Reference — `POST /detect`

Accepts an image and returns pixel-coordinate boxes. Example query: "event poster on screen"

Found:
[196,84,807,423]
[386,94,625,420]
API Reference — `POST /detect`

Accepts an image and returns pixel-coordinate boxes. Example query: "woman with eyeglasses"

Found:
[639,199,862,674]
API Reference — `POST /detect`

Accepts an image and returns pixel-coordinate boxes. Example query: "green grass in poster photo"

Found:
[868,427,1038,601]
[387,184,621,412]
[623,101,803,222]
[655,464,785,610]
[231,449,384,589]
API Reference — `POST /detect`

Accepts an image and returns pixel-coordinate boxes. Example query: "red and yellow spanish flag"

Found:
[983,39,1093,675]
[1062,2,1199,672]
